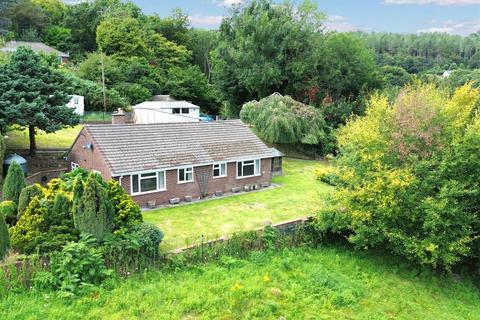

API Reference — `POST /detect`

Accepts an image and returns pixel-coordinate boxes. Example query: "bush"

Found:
[73,173,114,241]
[318,83,480,270]
[10,192,78,255]
[314,166,340,186]
[2,161,26,205]
[102,223,164,275]
[34,235,112,294]
[129,223,164,257]
[17,184,44,218]
[108,180,142,235]
[0,201,17,226]
[0,210,9,260]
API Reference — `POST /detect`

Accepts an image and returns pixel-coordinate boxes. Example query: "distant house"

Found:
[66,95,85,116]
[132,100,200,124]
[0,41,69,63]
[66,116,282,207]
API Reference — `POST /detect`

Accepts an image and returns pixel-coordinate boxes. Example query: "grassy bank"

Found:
[1,246,478,319]
[144,158,331,250]
[5,126,83,150]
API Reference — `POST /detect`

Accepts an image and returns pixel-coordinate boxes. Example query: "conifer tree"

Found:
[17,184,44,218]
[2,161,26,206]
[0,209,9,260]
[73,173,113,240]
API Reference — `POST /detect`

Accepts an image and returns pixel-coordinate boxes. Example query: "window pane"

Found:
[213,167,220,177]
[179,169,185,181]
[158,171,165,189]
[140,177,157,192]
[186,171,193,181]
[141,172,156,178]
[181,108,189,114]
[220,163,226,176]
[132,175,139,193]
[243,164,254,176]
[255,159,260,175]
[237,162,242,176]
[173,108,180,114]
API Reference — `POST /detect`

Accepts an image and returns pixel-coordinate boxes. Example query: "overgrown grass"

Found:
[5,126,83,150]
[144,158,331,250]
[1,246,478,319]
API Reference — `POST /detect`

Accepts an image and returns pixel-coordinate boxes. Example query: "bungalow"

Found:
[1,41,69,63]
[66,116,282,207]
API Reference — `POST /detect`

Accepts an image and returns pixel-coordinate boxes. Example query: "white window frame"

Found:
[177,167,194,184]
[236,159,261,179]
[71,162,79,170]
[131,170,166,196]
[213,163,227,178]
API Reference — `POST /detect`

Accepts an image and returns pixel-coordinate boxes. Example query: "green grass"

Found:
[144,158,331,250]
[1,246,479,319]
[5,125,83,150]
[83,112,112,122]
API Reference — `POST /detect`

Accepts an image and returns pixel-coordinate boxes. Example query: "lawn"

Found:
[144,158,331,250]
[5,125,83,150]
[2,246,479,319]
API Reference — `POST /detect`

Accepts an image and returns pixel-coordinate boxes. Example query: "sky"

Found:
[129,0,480,36]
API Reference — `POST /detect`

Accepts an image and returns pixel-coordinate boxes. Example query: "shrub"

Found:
[318,83,480,270]
[10,193,78,255]
[34,235,112,294]
[2,161,26,205]
[73,173,114,241]
[0,210,9,260]
[314,166,340,186]
[0,201,17,226]
[17,184,44,218]
[108,180,142,235]
[129,223,164,257]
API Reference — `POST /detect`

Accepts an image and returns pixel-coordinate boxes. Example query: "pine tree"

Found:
[72,177,84,229]
[0,47,80,155]
[17,184,44,218]
[73,173,113,240]
[0,208,9,260]
[2,161,26,206]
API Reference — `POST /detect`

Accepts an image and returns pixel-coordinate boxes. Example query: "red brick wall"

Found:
[66,128,112,181]
[119,158,273,207]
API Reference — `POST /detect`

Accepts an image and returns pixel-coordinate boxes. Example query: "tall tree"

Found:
[213,0,325,113]
[0,47,79,155]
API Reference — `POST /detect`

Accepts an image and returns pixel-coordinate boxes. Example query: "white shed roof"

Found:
[132,101,200,110]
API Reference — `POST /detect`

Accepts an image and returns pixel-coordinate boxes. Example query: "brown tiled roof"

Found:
[83,120,275,175]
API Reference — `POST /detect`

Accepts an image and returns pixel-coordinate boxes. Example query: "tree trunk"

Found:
[29,125,36,157]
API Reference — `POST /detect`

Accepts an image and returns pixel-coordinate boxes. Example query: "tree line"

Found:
[0,0,478,156]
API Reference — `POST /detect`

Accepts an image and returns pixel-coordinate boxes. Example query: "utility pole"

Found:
[100,49,107,122]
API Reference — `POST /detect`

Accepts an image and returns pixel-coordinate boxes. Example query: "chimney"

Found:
[112,108,126,125]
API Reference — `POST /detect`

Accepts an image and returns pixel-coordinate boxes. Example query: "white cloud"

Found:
[417,19,480,35]
[214,0,245,7]
[384,0,480,5]
[189,14,224,28]
[324,15,359,32]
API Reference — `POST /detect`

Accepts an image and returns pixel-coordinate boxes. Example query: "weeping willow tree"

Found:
[240,93,328,150]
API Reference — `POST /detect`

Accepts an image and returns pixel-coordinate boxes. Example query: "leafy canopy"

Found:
[240,93,326,145]
[317,82,480,270]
